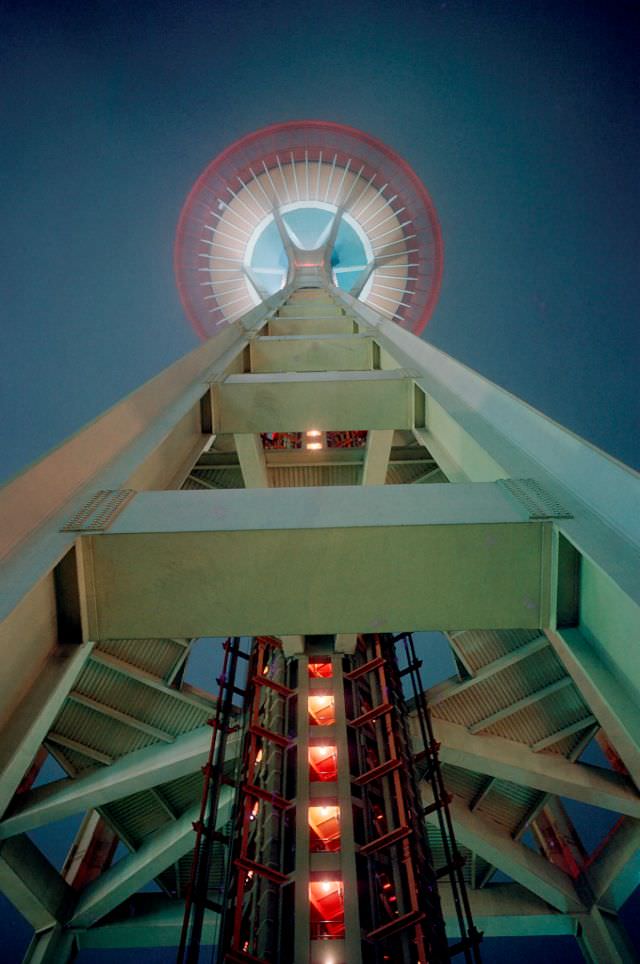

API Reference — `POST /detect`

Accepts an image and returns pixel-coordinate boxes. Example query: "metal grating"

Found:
[498,478,573,519]
[61,489,135,531]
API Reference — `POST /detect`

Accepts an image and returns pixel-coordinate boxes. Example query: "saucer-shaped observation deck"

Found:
[175,121,443,339]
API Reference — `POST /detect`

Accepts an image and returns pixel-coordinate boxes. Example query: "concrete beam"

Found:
[213,370,412,433]
[0,834,73,930]
[0,727,215,840]
[79,484,552,638]
[424,791,585,913]
[430,719,640,817]
[440,882,575,938]
[361,429,394,485]
[546,629,640,788]
[234,434,269,488]
[250,334,373,373]
[0,641,94,817]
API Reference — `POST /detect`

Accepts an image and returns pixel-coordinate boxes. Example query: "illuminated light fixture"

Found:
[306,441,322,450]
[322,880,331,893]
[255,748,263,763]
[308,694,336,725]
[321,806,329,816]
[306,429,322,437]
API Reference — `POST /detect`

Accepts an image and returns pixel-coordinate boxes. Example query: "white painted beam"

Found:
[361,429,394,485]
[22,926,76,964]
[75,896,218,950]
[68,804,198,928]
[423,791,585,913]
[250,334,373,373]
[576,907,638,964]
[234,434,269,488]
[439,882,575,938]
[268,314,355,336]
[69,787,232,928]
[213,370,412,433]
[0,641,94,817]
[546,628,640,788]
[0,834,73,930]
[430,719,640,817]
[80,484,552,638]
[0,727,216,840]
[589,817,640,912]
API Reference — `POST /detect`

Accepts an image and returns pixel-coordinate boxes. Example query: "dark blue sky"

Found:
[1,1,639,960]
[1,0,639,482]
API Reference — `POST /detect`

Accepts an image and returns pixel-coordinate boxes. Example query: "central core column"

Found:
[294,639,362,964]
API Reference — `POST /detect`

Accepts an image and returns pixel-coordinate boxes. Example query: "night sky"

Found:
[1,1,639,960]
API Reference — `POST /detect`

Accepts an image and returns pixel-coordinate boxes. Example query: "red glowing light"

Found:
[308,694,335,725]
[308,745,338,782]
[309,660,333,679]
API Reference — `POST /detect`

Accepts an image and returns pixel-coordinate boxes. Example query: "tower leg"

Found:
[22,926,76,964]
[576,907,638,964]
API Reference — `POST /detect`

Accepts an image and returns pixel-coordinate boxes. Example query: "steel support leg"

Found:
[22,926,76,964]
[576,907,638,964]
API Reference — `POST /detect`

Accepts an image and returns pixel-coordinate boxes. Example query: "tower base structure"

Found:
[1,125,640,964]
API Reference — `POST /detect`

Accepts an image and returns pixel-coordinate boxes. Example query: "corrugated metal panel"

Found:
[476,780,545,833]
[51,701,154,760]
[483,684,591,746]
[159,772,203,815]
[543,727,595,759]
[268,464,361,487]
[73,661,211,737]
[95,638,186,681]
[46,742,100,777]
[449,629,541,674]
[441,763,486,806]
[431,647,567,730]
[425,829,480,885]
[102,791,172,847]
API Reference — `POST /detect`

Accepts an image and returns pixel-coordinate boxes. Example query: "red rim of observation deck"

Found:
[175,121,443,339]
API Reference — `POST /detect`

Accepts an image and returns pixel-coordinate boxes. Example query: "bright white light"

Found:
[322,880,331,893]
[321,806,329,816]
[306,442,322,450]
[306,429,322,437]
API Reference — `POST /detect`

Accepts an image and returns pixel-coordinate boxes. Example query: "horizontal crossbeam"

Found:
[79,484,552,638]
